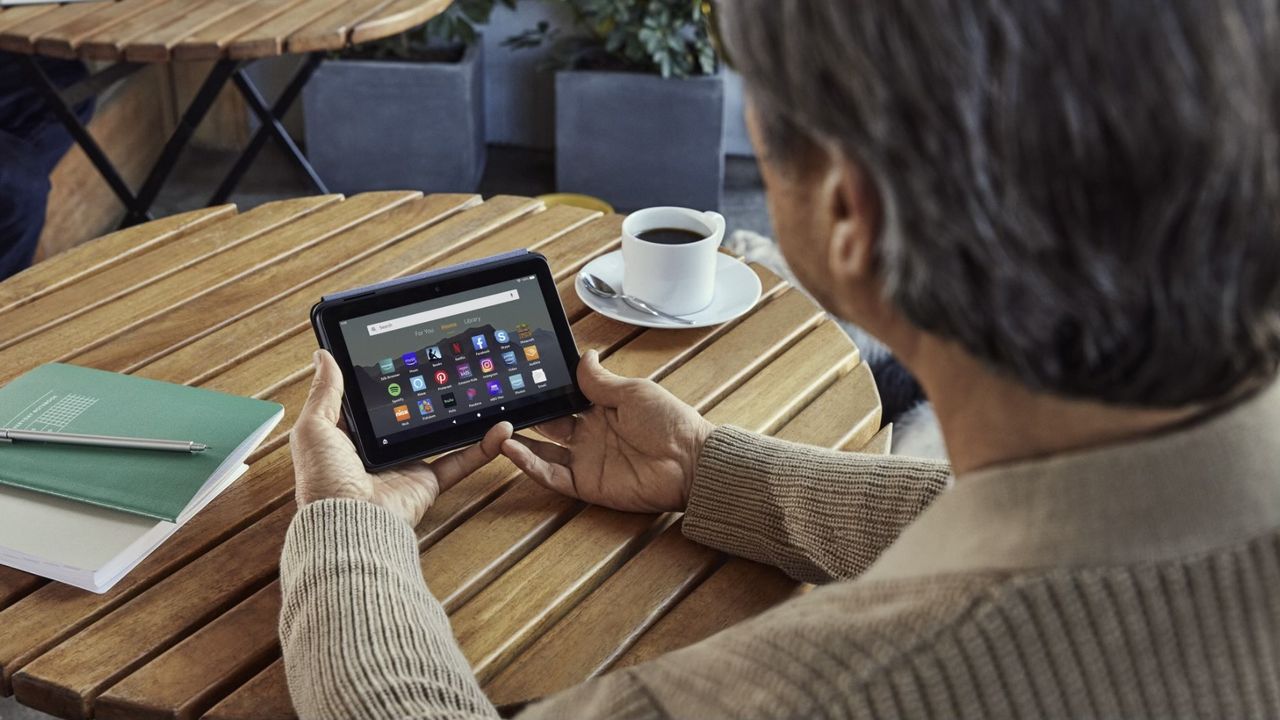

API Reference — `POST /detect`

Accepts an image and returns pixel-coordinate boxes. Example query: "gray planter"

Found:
[302,43,486,195]
[556,70,725,211]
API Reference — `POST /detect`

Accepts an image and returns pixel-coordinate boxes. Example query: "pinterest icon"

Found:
[434,370,449,385]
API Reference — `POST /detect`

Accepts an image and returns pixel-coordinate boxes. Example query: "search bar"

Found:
[367,289,520,336]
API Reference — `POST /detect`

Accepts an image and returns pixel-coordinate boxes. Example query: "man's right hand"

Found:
[499,349,715,513]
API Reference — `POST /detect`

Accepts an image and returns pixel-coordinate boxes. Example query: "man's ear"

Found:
[822,154,879,285]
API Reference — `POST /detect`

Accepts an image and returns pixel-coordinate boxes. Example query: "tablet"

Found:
[311,250,589,471]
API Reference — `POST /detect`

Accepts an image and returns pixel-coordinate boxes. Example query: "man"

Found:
[281,1,1280,717]
[0,52,92,280]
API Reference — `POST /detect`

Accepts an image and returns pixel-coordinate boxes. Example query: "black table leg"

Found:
[124,58,238,227]
[23,55,240,228]
[20,55,142,218]
[208,52,328,206]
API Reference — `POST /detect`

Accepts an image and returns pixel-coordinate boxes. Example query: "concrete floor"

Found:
[150,143,774,239]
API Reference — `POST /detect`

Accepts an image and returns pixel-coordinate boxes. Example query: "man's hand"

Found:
[499,349,715,513]
[290,350,512,527]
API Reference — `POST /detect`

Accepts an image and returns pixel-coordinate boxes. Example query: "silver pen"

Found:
[0,429,208,454]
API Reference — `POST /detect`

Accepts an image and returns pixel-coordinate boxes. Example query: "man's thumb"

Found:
[576,349,631,406]
[300,350,345,425]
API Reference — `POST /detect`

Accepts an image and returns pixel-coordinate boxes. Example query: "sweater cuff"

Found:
[281,498,420,592]
[684,425,790,553]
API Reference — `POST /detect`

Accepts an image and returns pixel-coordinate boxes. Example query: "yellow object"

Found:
[537,193,616,215]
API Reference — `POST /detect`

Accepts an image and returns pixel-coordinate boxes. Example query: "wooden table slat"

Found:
[96,583,282,720]
[350,0,451,45]
[33,0,169,59]
[79,0,223,60]
[138,197,566,389]
[609,556,805,672]
[0,1,119,53]
[224,0,349,59]
[774,359,882,448]
[484,322,862,703]
[0,204,235,317]
[862,423,894,454]
[0,5,54,35]
[0,193,409,387]
[0,197,333,352]
[203,659,292,720]
[0,569,43,617]
[171,0,308,60]
[284,0,395,53]
[124,0,266,62]
[71,193,468,373]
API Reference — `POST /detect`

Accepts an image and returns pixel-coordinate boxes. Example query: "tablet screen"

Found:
[337,274,575,447]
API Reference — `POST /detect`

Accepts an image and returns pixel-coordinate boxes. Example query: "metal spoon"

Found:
[580,273,694,325]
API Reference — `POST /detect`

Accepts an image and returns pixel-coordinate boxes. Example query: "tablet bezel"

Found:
[312,253,589,471]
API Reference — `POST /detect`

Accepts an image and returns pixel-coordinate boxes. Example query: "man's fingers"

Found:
[299,350,345,426]
[533,416,577,444]
[576,350,633,407]
[429,421,513,491]
[508,433,572,465]
[500,438,578,498]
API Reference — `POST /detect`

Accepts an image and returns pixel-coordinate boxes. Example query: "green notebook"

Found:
[0,364,283,522]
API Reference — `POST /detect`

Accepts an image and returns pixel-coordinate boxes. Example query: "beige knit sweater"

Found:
[280,381,1280,719]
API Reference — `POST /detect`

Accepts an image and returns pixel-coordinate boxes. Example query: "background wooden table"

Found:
[0,194,887,720]
[0,0,449,60]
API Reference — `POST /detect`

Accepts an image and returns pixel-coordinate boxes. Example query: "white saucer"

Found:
[576,251,763,329]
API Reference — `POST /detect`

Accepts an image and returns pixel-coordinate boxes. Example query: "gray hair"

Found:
[723,1,1280,406]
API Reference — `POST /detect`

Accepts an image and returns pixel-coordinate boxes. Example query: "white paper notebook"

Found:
[0,463,249,594]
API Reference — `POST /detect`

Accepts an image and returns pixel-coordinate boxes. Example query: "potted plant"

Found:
[302,0,515,194]
[509,0,724,210]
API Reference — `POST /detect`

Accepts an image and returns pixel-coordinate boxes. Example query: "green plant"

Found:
[342,0,515,60]
[506,0,717,79]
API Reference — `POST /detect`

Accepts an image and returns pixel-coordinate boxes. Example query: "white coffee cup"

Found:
[621,207,726,316]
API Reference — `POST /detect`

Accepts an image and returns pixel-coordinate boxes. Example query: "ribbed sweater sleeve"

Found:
[683,426,953,583]
[279,499,499,720]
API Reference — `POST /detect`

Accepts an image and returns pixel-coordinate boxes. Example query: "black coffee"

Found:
[637,227,706,245]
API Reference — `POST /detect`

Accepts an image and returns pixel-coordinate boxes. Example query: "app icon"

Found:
[531,368,547,384]
[451,342,463,355]
[456,363,473,379]
[516,323,533,341]
[502,350,518,366]
[442,392,456,408]
[508,373,525,391]
[494,329,510,344]
[523,345,540,362]
[402,352,418,367]
[409,375,427,392]
[417,398,434,416]
[426,346,443,362]
[466,387,478,401]
[387,383,402,397]
[480,358,495,373]
[379,358,395,374]
[393,405,410,422]
[487,380,502,397]
[434,369,449,385]
[472,334,488,351]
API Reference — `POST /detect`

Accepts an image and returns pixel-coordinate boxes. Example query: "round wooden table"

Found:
[0,194,887,719]
[0,0,453,227]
